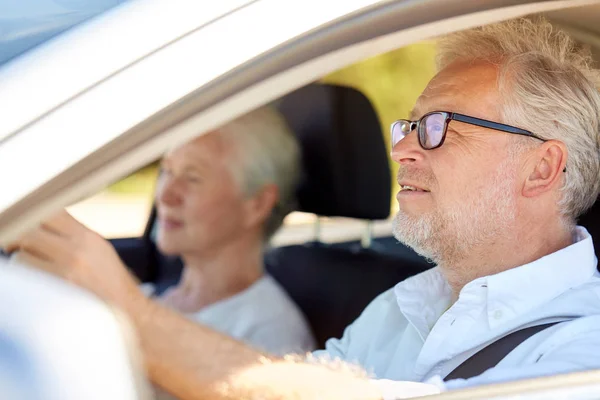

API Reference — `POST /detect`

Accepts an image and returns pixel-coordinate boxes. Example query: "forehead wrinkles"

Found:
[414,61,502,120]
[426,77,463,93]
[413,80,461,118]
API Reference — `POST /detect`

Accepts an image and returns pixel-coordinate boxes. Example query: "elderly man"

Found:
[5,17,600,400]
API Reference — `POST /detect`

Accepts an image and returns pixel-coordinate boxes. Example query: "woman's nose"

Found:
[156,177,183,207]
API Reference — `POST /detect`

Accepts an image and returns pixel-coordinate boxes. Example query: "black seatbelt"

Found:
[444,322,561,381]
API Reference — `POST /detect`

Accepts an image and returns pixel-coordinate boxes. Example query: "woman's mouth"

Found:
[161,217,184,231]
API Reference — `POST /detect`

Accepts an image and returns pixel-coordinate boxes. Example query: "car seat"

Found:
[266,84,432,347]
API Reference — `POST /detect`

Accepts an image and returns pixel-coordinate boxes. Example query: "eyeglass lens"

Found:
[392,112,447,149]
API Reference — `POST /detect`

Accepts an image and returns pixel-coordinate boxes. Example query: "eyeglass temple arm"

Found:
[451,113,566,172]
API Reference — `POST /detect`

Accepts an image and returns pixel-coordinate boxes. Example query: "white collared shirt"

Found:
[315,226,600,390]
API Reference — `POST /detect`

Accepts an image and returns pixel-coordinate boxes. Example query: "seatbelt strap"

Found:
[444,322,561,381]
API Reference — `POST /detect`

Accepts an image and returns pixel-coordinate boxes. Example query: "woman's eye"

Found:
[186,175,202,183]
[159,167,172,176]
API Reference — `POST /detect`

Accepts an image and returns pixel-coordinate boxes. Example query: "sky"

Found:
[0,0,127,65]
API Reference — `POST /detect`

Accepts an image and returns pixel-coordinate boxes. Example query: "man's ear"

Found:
[522,140,567,198]
[242,184,280,229]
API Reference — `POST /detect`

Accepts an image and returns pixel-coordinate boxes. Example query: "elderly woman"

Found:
[143,106,315,356]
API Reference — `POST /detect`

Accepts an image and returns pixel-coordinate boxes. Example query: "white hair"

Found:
[437,18,600,223]
[218,106,301,241]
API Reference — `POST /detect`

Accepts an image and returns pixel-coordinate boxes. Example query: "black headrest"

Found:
[578,197,600,257]
[275,84,391,220]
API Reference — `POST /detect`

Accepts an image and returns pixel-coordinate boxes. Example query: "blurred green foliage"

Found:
[323,42,436,136]
[322,42,437,208]
[107,42,437,202]
[108,162,159,195]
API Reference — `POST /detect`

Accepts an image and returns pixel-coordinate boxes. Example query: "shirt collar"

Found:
[483,226,597,328]
[394,226,598,338]
[394,267,452,342]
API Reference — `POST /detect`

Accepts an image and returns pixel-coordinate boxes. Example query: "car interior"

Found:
[111,82,600,349]
[4,3,600,399]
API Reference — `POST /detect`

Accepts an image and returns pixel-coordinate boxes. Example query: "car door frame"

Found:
[1,0,591,245]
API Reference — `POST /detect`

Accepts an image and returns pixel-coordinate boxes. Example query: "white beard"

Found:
[392,158,518,268]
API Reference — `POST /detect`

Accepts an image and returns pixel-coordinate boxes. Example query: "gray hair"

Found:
[218,106,301,242]
[437,18,600,223]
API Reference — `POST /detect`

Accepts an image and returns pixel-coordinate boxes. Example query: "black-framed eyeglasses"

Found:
[390,111,549,150]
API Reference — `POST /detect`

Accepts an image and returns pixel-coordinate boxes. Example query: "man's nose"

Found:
[156,177,183,207]
[390,129,425,166]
